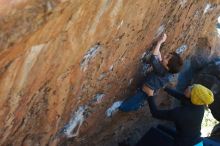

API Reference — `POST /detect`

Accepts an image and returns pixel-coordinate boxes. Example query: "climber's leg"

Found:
[119,89,148,112]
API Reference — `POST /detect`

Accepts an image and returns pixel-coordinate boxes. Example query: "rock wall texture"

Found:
[0,0,62,51]
[0,0,219,146]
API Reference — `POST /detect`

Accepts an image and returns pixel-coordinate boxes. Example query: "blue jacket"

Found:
[144,55,172,90]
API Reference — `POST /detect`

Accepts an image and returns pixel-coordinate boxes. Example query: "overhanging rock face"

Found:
[0,0,62,52]
[0,0,219,146]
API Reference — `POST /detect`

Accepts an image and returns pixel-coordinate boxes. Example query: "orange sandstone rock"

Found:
[0,0,219,146]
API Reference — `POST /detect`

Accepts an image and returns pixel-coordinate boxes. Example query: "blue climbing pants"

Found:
[119,89,148,112]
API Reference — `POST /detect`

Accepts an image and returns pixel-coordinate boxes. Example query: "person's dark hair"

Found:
[167,52,183,73]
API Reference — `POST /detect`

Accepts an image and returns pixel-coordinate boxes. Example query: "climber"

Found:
[118,33,183,112]
[145,84,214,146]
[106,33,183,116]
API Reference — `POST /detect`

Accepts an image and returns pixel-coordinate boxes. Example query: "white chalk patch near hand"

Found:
[176,44,187,55]
[106,101,123,117]
[217,27,220,38]
[217,16,220,37]
[94,93,105,103]
[154,25,165,38]
[179,0,187,7]
[203,3,214,14]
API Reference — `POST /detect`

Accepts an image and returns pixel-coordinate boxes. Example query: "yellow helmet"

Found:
[191,84,214,105]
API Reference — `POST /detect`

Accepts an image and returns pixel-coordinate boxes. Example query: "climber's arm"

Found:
[152,33,167,61]
[147,96,178,121]
[145,88,178,121]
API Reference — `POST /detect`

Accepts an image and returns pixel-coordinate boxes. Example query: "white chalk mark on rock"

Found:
[94,93,105,104]
[176,44,188,55]
[109,65,114,71]
[106,101,123,117]
[155,25,165,38]
[141,52,147,60]
[63,106,87,138]
[194,10,200,18]
[89,0,110,35]
[47,1,53,12]
[217,27,220,38]
[24,44,45,72]
[19,44,45,87]
[217,16,220,37]
[129,78,133,85]
[117,20,124,30]
[110,0,123,18]
[179,0,187,7]
[98,72,107,80]
[80,43,101,72]
[203,3,214,14]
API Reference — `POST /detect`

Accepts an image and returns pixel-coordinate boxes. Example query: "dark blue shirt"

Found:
[144,55,172,90]
[147,88,204,146]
